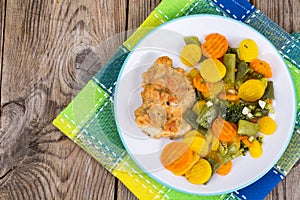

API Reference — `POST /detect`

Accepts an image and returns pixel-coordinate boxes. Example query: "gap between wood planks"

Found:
[0,0,7,108]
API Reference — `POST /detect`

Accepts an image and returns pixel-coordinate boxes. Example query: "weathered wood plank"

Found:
[126,0,162,31]
[256,0,300,33]
[0,0,6,105]
[0,0,127,199]
[117,181,137,200]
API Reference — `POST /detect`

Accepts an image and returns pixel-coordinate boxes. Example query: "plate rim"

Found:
[113,14,297,196]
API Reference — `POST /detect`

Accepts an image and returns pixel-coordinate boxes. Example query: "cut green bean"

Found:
[184,36,201,46]
[235,61,252,87]
[262,81,274,100]
[196,104,218,129]
[237,120,260,136]
[183,109,207,135]
[223,53,236,84]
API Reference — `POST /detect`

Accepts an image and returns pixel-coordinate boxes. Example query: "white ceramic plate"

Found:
[114,15,296,195]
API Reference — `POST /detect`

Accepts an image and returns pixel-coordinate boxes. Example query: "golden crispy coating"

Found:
[135,56,196,139]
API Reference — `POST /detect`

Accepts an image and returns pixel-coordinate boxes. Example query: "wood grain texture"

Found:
[256,0,300,33]
[0,0,299,200]
[0,0,5,102]
[0,0,126,199]
[126,0,162,31]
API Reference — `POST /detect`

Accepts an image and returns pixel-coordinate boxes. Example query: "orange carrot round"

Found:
[249,59,272,78]
[202,33,228,58]
[218,92,239,101]
[216,161,232,176]
[160,142,199,175]
[212,117,237,142]
[193,74,209,93]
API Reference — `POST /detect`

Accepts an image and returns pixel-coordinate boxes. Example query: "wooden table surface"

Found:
[0,0,299,199]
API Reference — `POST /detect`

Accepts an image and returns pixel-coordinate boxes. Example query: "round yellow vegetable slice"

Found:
[249,139,263,158]
[238,79,265,102]
[180,44,202,67]
[258,116,277,135]
[200,58,227,82]
[183,130,209,157]
[185,159,212,184]
[238,39,259,62]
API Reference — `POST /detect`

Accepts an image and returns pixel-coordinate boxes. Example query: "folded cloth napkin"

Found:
[53,0,300,199]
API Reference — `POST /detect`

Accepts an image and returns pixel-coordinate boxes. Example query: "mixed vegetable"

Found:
[160,33,277,184]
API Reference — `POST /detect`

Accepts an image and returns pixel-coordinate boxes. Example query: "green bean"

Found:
[226,47,239,56]
[262,81,274,100]
[196,104,218,129]
[207,157,221,173]
[183,109,207,135]
[237,120,260,136]
[218,142,228,156]
[235,61,252,87]
[223,53,236,84]
[184,36,201,46]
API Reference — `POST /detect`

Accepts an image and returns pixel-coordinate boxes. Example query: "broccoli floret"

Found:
[257,135,264,145]
[196,104,219,129]
[235,61,252,87]
[219,100,246,123]
[250,71,264,79]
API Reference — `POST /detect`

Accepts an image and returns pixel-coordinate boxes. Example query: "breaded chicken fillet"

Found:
[135,56,196,139]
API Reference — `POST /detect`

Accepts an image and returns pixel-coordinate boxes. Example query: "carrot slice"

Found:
[218,92,239,101]
[212,117,237,142]
[188,68,200,79]
[241,138,253,148]
[202,33,228,58]
[160,142,199,175]
[216,161,232,176]
[193,74,209,93]
[250,59,272,78]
